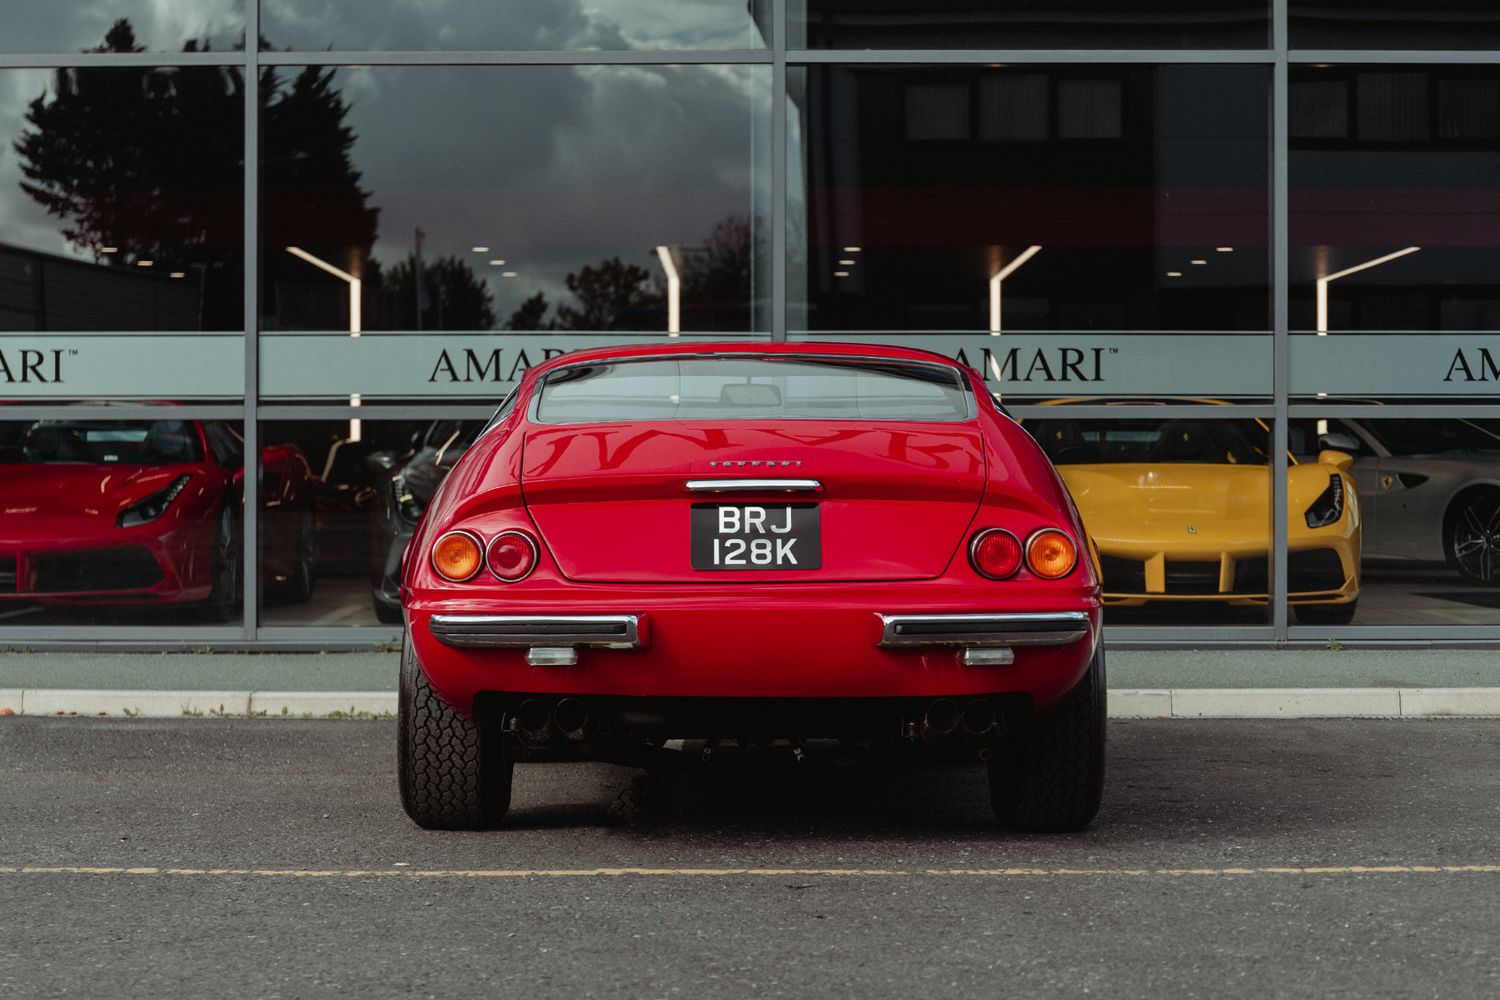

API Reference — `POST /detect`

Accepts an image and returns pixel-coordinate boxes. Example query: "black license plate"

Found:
[690,503,820,571]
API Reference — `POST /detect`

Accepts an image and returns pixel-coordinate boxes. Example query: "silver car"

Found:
[1293,418,1500,583]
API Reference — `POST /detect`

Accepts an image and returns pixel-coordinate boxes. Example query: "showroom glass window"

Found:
[790,0,1268,49]
[260,0,767,51]
[789,65,1271,338]
[259,65,771,343]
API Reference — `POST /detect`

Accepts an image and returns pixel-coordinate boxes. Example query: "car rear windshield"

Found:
[533,356,973,424]
[1027,417,1271,466]
[18,420,203,465]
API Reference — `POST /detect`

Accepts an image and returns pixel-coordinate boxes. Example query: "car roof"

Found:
[523,340,972,378]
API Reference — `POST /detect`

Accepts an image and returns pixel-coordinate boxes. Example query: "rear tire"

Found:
[989,643,1106,833]
[201,508,240,623]
[397,633,512,829]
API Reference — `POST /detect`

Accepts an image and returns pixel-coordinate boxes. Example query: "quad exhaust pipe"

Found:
[919,697,998,743]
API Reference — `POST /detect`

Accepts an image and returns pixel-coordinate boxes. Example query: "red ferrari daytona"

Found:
[399,342,1105,832]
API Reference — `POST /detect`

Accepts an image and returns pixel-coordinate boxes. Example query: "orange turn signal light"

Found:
[1026,529,1077,580]
[431,530,483,582]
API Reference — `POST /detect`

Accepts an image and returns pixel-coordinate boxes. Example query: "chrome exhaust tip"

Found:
[515,698,553,743]
[961,698,997,736]
[921,698,962,741]
[554,697,589,742]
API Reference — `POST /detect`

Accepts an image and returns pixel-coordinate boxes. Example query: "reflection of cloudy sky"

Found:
[0,0,768,328]
[2,1,243,53]
[306,63,768,323]
[0,70,89,260]
[261,0,762,52]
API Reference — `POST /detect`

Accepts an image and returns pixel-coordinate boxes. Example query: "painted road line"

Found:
[1,865,1497,880]
[20,689,251,718]
[248,692,396,717]
[1169,687,1403,718]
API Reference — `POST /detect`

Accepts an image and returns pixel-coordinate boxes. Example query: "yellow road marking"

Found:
[0,864,1497,880]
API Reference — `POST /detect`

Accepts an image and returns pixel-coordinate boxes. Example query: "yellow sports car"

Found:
[1025,411,1361,625]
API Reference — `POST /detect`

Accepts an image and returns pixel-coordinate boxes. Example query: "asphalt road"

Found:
[1,718,1497,999]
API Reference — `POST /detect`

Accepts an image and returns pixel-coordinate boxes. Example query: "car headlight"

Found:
[1304,474,1344,529]
[391,473,425,525]
[118,475,191,528]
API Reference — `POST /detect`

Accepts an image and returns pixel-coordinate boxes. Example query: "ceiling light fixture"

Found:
[656,245,681,337]
[471,245,490,253]
[1316,246,1421,334]
[989,245,1042,335]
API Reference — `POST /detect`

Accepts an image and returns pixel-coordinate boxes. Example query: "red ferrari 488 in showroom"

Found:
[399,343,1105,832]
[0,414,316,620]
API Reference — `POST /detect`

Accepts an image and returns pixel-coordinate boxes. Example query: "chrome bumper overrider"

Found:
[876,612,1091,648]
[429,614,642,650]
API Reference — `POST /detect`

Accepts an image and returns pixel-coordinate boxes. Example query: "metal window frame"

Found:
[8,1,1500,648]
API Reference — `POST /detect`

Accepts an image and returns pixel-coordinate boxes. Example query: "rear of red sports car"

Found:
[399,343,1105,832]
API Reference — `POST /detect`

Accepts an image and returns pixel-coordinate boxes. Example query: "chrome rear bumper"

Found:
[876,612,1091,648]
[429,614,642,650]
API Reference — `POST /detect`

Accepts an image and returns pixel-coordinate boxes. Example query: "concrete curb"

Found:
[4,689,1500,720]
[2,690,394,719]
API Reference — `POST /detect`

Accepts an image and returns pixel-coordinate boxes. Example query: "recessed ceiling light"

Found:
[169,272,186,279]
[1166,271,1183,278]
[838,259,856,266]
[472,245,490,253]
[834,271,851,278]
[1216,246,1234,253]
[136,260,154,267]
[101,246,118,254]
[1190,259,1208,266]
[488,259,506,266]
[843,246,862,253]
[501,271,518,278]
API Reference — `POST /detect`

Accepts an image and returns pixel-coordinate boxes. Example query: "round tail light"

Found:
[486,530,539,582]
[970,528,1023,580]
[1026,529,1078,580]
[431,530,483,582]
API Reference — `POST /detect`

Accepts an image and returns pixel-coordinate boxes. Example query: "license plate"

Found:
[690,503,820,571]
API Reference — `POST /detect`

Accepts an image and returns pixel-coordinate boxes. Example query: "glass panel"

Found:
[790,65,1270,334]
[0,414,245,627]
[1291,65,1500,337]
[1288,416,1500,627]
[1020,412,1274,625]
[0,66,245,337]
[534,355,974,423]
[257,418,473,627]
[261,65,770,352]
[791,0,1268,50]
[1291,2,1500,51]
[0,4,244,54]
[260,0,767,51]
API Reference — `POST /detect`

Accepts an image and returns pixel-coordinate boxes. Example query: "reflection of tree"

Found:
[506,292,553,331]
[261,61,379,328]
[14,20,244,327]
[554,257,662,331]
[380,254,496,330]
[517,214,755,331]
[13,18,378,331]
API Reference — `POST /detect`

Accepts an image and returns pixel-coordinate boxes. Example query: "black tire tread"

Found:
[991,645,1106,833]
[397,636,511,829]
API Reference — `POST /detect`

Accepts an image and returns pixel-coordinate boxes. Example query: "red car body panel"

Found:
[403,341,1101,720]
[0,420,310,606]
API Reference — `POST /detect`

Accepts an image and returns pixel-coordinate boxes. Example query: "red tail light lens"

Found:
[1027,529,1078,580]
[970,528,1023,580]
[486,530,539,582]
[432,530,483,582]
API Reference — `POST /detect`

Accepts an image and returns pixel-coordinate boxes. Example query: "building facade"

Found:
[3,1,1500,647]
